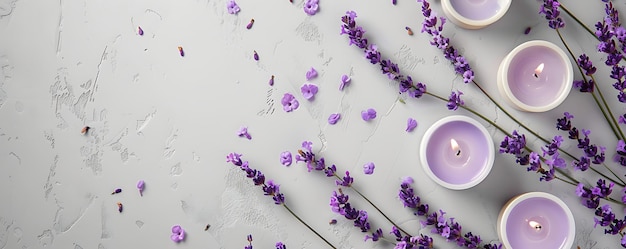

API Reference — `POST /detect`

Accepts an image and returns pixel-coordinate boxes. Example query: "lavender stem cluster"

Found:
[227,153,285,205]
[574,54,597,92]
[595,2,626,114]
[398,177,502,249]
[418,0,474,84]
[330,189,384,242]
[540,0,565,29]
[499,131,565,181]
[556,112,607,171]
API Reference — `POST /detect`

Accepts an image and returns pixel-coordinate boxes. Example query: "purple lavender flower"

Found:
[228,153,285,205]
[328,113,341,125]
[447,90,464,111]
[301,83,319,100]
[305,67,318,80]
[336,171,354,186]
[540,0,565,29]
[281,93,299,112]
[406,118,418,132]
[237,126,252,140]
[363,162,375,175]
[361,108,377,121]
[226,0,240,14]
[137,180,145,196]
[303,0,319,16]
[245,234,253,249]
[275,242,286,249]
[280,151,292,166]
[339,74,351,90]
[171,225,185,243]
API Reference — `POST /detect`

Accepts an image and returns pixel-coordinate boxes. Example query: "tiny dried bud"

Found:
[204,224,211,231]
[329,219,337,224]
[117,202,123,213]
[406,27,413,36]
[138,26,144,36]
[269,75,275,86]
[253,50,259,61]
[178,46,185,57]
[247,234,253,242]
[81,126,90,134]
[111,188,122,195]
[524,27,531,35]
[246,19,255,29]
[392,0,397,5]
[290,0,293,2]
[297,149,305,157]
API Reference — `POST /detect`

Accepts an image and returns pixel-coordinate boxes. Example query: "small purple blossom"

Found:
[237,126,252,140]
[328,113,341,125]
[540,0,565,29]
[137,180,145,196]
[301,83,319,100]
[281,93,300,112]
[339,75,351,90]
[361,108,377,121]
[226,0,240,14]
[171,225,185,243]
[280,151,293,166]
[303,0,319,16]
[305,67,318,80]
[363,162,375,175]
[406,118,418,132]
[446,90,464,111]
[336,171,354,186]
[275,242,286,249]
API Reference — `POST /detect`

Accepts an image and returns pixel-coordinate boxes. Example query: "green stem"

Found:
[592,73,626,140]
[283,204,337,249]
[559,3,598,41]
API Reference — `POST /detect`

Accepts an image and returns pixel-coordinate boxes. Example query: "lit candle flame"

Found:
[528,220,542,231]
[450,139,461,156]
[533,63,545,78]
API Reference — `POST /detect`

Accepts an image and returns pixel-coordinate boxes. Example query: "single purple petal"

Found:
[361,108,377,121]
[339,75,351,91]
[305,67,318,80]
[172,225,182,234]
[406,118,418,132]
[237,126,252,140]
[281,93,300,112]
[137,180,145,196]
[328,113,341,125]
[363,162,375,174]
[301,83,319,100]
[226,0,240,14]
[303,0,319,15]
[280,151,293,166]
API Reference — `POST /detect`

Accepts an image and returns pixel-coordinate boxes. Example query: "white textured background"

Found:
[0,0,621,248]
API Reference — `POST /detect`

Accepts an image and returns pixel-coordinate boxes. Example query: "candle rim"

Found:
[419,115,495,190]
[441,0,512,29]
[497,192,575,249]
[497,40,573,112]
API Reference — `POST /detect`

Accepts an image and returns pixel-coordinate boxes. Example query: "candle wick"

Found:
[535,224,542,231]
[533,73,539,78]
[456,150,461,156]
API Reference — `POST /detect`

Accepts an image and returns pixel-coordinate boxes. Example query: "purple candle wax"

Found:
[450,0,501,21]
[421,116,494,189]
[502,193,574,248]
[507,46,569,107]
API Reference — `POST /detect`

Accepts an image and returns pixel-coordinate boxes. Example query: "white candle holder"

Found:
[441,0,512,29]
[497,192,575,249]
[497,40,573,112]
[419,115,495,190]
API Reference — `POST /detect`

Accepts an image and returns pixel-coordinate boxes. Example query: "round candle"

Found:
[441,0,511,29]
[497,40,573,112]
[419,115,495,190]
[497,192,575,249]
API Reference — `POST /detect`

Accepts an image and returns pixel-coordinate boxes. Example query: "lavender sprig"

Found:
[330,189,386,242]
[398,177,502,249]
[226,153,337,249]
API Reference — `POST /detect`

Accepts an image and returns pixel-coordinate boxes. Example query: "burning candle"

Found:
[497,192,575,249]
[419,115,495,190]
[497,40,573,112]
[441,0,511,29]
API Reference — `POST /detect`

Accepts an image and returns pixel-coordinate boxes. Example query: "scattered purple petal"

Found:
[171,225,185,243]
[363,162,375,175]
[339,75,351,90]
[305,67,318,80]
[361,108,377,121]
[138,26,144,36]
[246,19,255,29]
[328,113,341,125]
[137,180,145,196]
[237,126,252,140]
[281,93,300,112]
[301,83,319,100]
[280,151,293,166]
[303,0,319,15]
[226,0,240,14]
[406,118,418,132]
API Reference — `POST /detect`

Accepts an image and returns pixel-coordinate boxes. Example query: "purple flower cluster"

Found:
[573,54,596,92]
[330,189,383,240]
[575,179,626,240]
[398,177,502,249]
[499,131,557,181]
[616,140,626,166]
[227,153,285,205]
[595,3,626,104]
[418,0,474,84]
[556,112,606,171]
[539,0,565,29]
[340,11,427,98]
[446,90,464,111]
[295,141,337,177]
